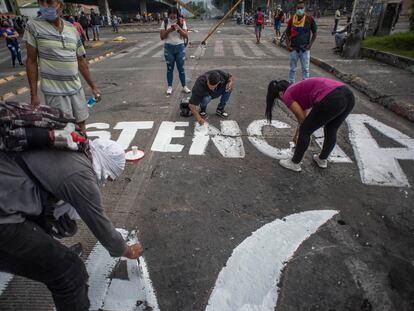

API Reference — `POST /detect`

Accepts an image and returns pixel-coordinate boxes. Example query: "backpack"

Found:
[256,12,264,25]
[179,97,193,117]
[0,101,87,152]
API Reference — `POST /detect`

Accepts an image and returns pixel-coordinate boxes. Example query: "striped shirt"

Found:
[23,17,86,96]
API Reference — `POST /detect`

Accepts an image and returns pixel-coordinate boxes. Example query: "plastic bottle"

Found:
[87,96,97,108]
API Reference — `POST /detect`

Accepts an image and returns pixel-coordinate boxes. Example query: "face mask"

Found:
[40,6,58,21]
[296,8,305,16]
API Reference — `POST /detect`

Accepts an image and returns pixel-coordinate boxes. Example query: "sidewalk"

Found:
[310,17,414,121]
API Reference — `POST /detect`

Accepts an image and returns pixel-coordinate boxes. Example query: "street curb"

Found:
[0,52,115,101]
[310,56,414,122]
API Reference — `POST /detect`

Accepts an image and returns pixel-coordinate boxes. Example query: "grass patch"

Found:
[363,31,414,59]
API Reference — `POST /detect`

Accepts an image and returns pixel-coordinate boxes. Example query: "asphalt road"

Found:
[0,20,413,311]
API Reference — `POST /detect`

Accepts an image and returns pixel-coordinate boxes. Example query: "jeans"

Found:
[7,40,22,66]
[292,86,355,163]
[164,43,187,87]
[289,49,310,83]
[200,85,232,111]
[0,221,90,311]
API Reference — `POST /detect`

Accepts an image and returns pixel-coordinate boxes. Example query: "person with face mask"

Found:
[0,135,142,310]
[159,7,191,95]
[23,0,101,132]
[285,1,317,83]
[1,21,24,67]
[188,70,233,125]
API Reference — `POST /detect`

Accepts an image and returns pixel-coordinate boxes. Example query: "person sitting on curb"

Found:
[188,70,233,125]
[0,132,142,310]
[265,77,355,172]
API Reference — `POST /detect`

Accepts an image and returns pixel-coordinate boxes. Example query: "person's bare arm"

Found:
[189,103,205,125]
[160,27,173,40]
[77,56,101,100]
[289,101,307,143]
[26,43,40,107]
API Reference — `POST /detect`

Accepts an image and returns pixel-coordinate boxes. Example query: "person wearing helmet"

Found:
[0,139,141,311]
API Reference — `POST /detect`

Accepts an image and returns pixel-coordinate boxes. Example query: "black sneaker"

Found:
[216,109,229,118]
[199,110,207,117]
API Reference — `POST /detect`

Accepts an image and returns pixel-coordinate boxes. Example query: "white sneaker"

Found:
[279,158,302,172]
[183,86,191,94]
[313,154,328,168]
[166,87,173,95]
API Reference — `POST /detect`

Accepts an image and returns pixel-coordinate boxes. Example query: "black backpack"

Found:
[180,97,192,117]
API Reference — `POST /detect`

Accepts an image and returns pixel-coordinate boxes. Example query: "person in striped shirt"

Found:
[24,0,101,131]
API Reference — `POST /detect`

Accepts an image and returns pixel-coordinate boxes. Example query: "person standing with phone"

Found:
[159,7,191,95]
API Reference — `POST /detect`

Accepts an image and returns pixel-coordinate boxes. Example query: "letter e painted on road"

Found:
[189,121,245,158]
[114,121,154,150]
[247,120,293,159]
[151,121,189,152]
[347,114,414,187]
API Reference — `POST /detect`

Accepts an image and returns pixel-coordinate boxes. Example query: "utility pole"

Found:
[241,0,245,23]
[342,0,374,58]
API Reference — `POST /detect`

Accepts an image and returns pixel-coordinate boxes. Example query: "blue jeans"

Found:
[289,49,310,83]
[200,86,232,111]
[7,40,22,66]
[164,43,186,87]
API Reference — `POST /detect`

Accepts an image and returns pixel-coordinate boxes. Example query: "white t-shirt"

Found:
[160,19,188,45]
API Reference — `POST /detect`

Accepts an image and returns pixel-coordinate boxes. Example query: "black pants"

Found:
[333,19,339,32]
[82,26,89,41]
[292,86,355,163]
[0,221,90,311]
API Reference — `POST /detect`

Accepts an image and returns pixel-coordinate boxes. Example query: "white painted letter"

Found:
[151,121,189,152]
[86,123,111,140]
[247,120,293,159]
[347,114,414,187]
[114,121,154,150]
[313,128,352,163]
[189,121,245,158]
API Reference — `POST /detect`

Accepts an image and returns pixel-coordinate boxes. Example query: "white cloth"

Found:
[160,19,188,45]
[90,138,126,183]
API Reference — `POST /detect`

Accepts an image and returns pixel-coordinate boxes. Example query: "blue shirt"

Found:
[1,28,17,43]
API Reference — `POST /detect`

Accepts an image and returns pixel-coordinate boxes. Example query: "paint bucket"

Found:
[125,146,145,163]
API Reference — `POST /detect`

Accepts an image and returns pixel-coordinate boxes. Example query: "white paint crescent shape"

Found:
[0,272,13,296]
[205,210,338,311]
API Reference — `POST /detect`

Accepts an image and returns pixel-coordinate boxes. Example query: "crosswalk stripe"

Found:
[192,45,206,58]
[111,41,154,59]
[152,48,164,58]
[135,41,163,58]
[214,40,224,57]
[244,40,267,57]
[230,40,246,58]
[262,41,286,57]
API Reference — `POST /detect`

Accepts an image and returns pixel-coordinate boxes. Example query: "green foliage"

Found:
[363,31,414,58]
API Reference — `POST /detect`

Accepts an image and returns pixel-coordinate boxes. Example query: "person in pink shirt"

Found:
[265,77,355,172]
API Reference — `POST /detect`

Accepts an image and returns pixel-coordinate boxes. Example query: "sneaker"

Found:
[183,86,191,94]
[199,110,207,117]
[313,154,328,168]
[166,87,173,95]
[216,109,229,118]
[279,158,302,172]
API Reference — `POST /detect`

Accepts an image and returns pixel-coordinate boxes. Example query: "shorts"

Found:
[44,88,89,123]
[92,25,100,33]
[274,21,282,30]
[255,25,262,33]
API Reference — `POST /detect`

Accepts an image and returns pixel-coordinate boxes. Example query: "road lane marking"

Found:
[245,40,267,57]
[205,210,338,311]
[262,41,287,57]
[135,41,164,58]
[111,41,154,59]
[152,48,164,58]
[213,40,224,57]
[230,40,247,58]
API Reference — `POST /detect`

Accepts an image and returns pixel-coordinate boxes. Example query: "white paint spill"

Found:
[114,121,154,150]
[151,121,189,152]
[0,272,13,296]
[313,128,353,163]
[247,119,293,159]
[346,114,414,187]
[86,123,111,140]
[205,210,338,311]
[189,121,245,158]
[86,229,159,311]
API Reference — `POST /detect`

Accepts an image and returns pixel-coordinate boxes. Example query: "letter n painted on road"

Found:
[347,114,414,187]
[247,119,293,159]
[189,121,245,158]
[151,121,189,152]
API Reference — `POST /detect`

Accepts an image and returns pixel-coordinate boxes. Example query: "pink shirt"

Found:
[283,77,344,110]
